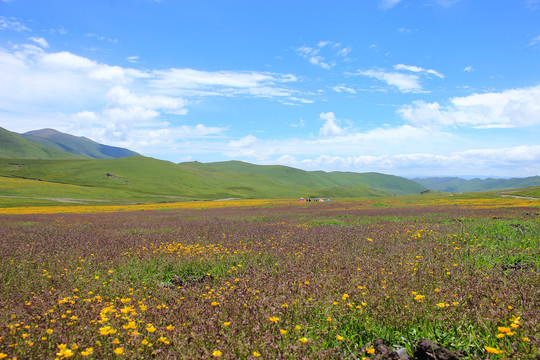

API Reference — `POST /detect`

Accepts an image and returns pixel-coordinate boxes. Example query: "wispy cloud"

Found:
[463,66,473,72]
[296,41,352,69]
[529,34,540,46]
[393,64,445,79]
[380,0,402,10]
[0,40,305,152]
[126,56,139,63]
[355,69,423,93]
[0,16,31,32]
[29,37,49,49]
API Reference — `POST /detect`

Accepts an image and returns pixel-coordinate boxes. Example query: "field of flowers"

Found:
[0,199,538,359]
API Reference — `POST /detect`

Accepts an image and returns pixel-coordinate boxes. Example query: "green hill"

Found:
[414,176,540,193]
[0,157,427,204]
[0,127,85,160]
[22,128,140,159]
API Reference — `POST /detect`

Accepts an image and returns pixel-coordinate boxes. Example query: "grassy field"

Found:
[0,196,538,359]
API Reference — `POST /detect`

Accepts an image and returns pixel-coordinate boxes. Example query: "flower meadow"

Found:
[0,199,538,359]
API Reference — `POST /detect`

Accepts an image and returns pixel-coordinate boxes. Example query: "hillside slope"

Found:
[0,157,427,200]
[0,127,85,160]
[22,129,140,159]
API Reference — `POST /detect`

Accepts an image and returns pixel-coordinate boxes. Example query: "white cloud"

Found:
[0,16,30,32]
[398,84,540,128]
[29,37,49,49]
[332,85,356,94]
[126,56,139,63]
[319,112,345,136]
[356,69,423,93]
[394,64,445,79]
[530,35,540,46]
[380,0,402,10]
[463,66,473,72]
[336,47,351,57]
[296,41,351,69]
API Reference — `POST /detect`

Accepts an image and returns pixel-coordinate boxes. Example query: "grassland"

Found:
[0,157,427,207]
[0,195,538,359]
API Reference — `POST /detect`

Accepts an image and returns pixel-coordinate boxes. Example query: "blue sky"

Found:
[1,0,540,177]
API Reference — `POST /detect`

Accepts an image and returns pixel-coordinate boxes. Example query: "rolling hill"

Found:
[21,128,140,159]
[413,176,540,193]
[0,157,427,202]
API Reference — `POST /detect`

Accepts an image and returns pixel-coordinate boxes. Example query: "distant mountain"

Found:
[0,126,85,159]
[413,176,540,193]
[22,128,140,159]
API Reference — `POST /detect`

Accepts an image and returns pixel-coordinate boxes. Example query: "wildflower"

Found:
[498,326,510,333]
[146,324,156,333]
[0,354,7,359]
[299,337,309,343]
[522,337,529,342]
[211,301,220,306]
[414,294,425,301]
[336,335,344,341]
[158,336,170,344]
[496,333,505,338]
[253,351,261,357]
[269,316,279,323]
[366,347,375,354]
[342,294,349,300]
[46,329,54,334]
[114,347,124,355]
[57,344,74,358]
[223,322,231,326]
[484,346,503,354]
[212,350,222,357]
[282,303,288,308]
[295,325,302,330]
[81,348,94,356]
[280,329,287,335]
[166,325,175,330]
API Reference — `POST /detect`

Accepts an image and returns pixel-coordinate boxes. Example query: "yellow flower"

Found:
[498,326,510,333]
[158,336,170,344]
[299,337,309,343]
[496,333,505,338]
[114,347,124,355]
[522,337,529,342]
[280,329,288,335]
[46,329,54,334]
[253,351,261,357]
[366,347,375,354]
[57,344,74,358]
[327,317,332,322]
[81,348,94,356]
[212,350,222,357]
[269,316,279,323]
[223,322,231,326]
[211,301,220,306]
[414,294,425,301]
[166,325,175,330]
[336,335,344,341]
[295,325,302,330]
[0,353,7,359]
[146,324,156,333]
[342,294,349,300]
[484,346,503,354]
